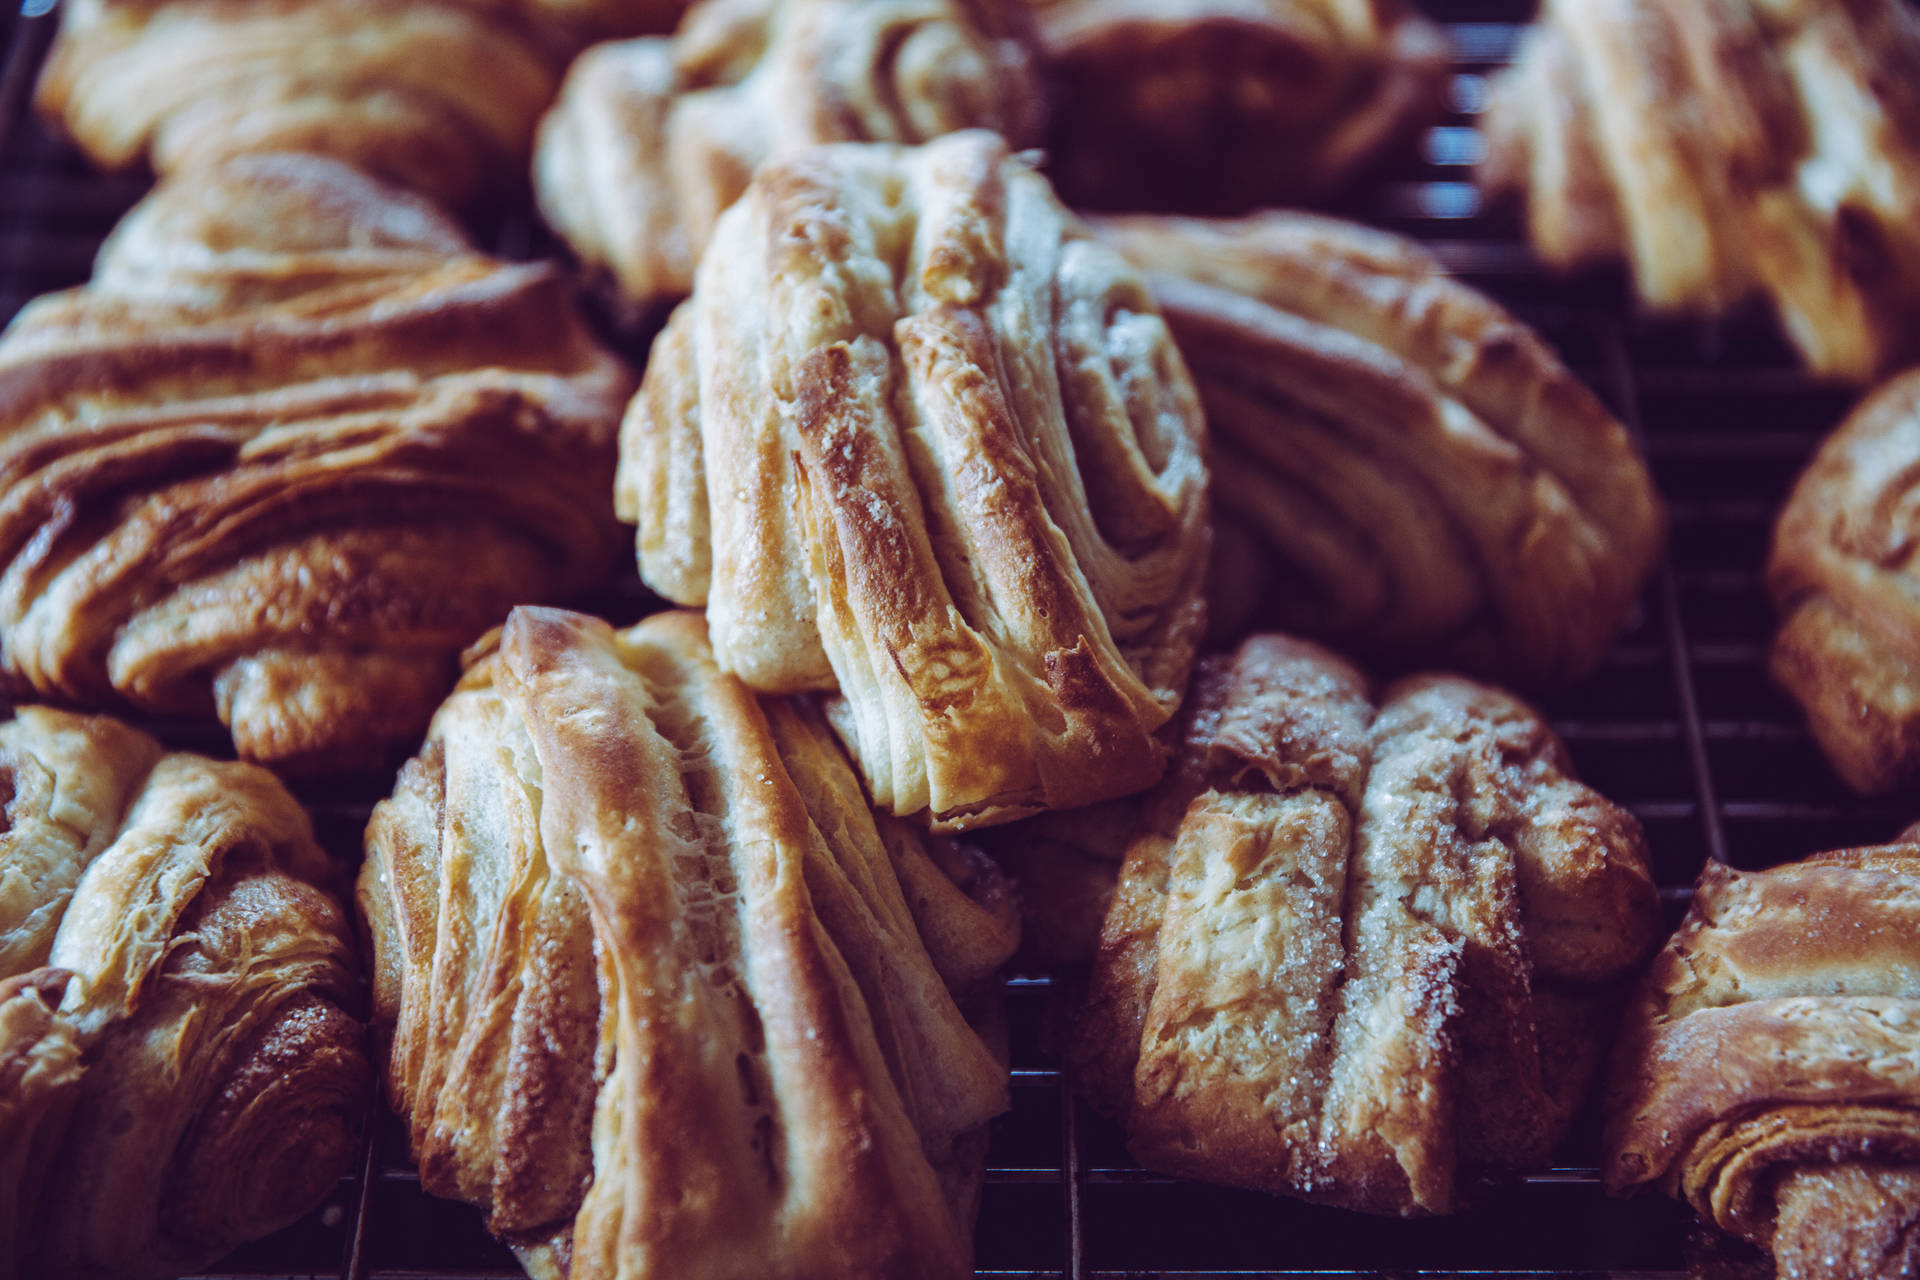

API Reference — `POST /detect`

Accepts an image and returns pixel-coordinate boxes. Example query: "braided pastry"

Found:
[1606,838,1920,1279]
[1026,0,1447,213]
[620,131,1209,829]
[0,152,631,771]
[1074,635,1661,1215]
[1092,211,1663,687]
[1479,0,1920,381]
[359,606,1019,1280]
[0,705,367,1280]
[534,0,1041,318]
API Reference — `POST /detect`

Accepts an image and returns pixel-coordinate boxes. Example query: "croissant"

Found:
[1606,839,1920,1280]
[359,606,1019,1280]
[0,151,631,771]
[1090,211,1664,687]
[1479,0,1920,382]
[619,131,1210,829]
[1073,634,1662,1215]
[534,0,1042,318]
[0,705,367,1280]
[1025,0,1447,213]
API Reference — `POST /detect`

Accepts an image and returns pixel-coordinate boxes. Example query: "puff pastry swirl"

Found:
[1074,635,1661,1215]
[0,152,631,771]
[620,131,1210,829]
[359,606,1018,1280]
[1606,840,1920,1279]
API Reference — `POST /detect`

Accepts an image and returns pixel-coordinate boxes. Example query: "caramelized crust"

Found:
[0,968,81,1280]
[534,0,1041,317]
[1073,635,1660,1215]
[1479,0,1920,381]
[1093,212,1664,687]
[620,132,1210,829]
[0,153,631,770]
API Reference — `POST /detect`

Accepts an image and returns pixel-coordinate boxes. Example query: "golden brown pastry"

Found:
[1027,0,1446,213]
[0,152,631,771]
[359,606,1019,1280]
[0,705,367,1280]
[534,0,1042,318]
[619,131,1210,830]
[1768,371,1920,795]
[1479,0,1920,382]
[1606,838,1920,1280]
[1074,635,1662,1215]
[1091,211,1664,687]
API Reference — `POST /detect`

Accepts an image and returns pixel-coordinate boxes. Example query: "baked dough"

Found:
[1026,0,1447,212]
[534,0,1041,317]
[619,131,1210,829]
[1074,635,1661,1215]
[1479,0,1920,381]
[359,606,1018,1280]
[0,152,631,771]
[0,706,367,1280]
[1092,211,1664,687]
[1606,839,1920,1279]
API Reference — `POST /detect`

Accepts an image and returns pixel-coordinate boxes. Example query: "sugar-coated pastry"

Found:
[0,152,631,771]
[0,706,367,1280]
[1092,211,1663,687]
[1479,0,1920,382]
[534,0,1042,318]
[1074,635,1661,1215]
[1026,0,1447,212]
[620,131,1210,830]
[359,607,1019,1280]
[1606,838,1920,1279]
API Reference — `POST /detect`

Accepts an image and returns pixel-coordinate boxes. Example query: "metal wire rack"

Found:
[0,1,1904,1275]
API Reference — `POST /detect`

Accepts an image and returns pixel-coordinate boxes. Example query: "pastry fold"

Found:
[1074,635,1660,1215]
[620,131,1210,829]
[0,152,631,770]
[1479,0,1920,381]
[534,0,1041,317]
[1606,842,1920,1279]
[1092,212,1663,687]
[359,606,1019,1280]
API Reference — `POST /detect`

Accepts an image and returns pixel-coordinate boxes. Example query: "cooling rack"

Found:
[0,0,1903,1275]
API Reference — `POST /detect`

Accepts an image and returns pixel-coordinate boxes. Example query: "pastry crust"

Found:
[620,131,1210,829]
[1479,0,1920,381]
[0,152,631,771]
[1605,843,1920,1278]
[534,0,1041,317]
[1073,635,1661,1215]
[359,606,1019,1280]
[1093,211,1664,687]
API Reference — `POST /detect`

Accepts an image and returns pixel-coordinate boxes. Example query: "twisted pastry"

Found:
[1091,211,1664,687]
[1025,0,1447,213]
[359,606,1019,1280]
[534,0,1042,318]
[0,705,367,1280]
[0,152,631,771]
[1074,635,1661,1215]
[1606,838,1920,1279]
[1479,0,1920,382]
[620,131,1210,829]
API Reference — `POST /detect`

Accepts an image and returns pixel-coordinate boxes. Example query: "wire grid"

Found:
[0,1,1905,1275]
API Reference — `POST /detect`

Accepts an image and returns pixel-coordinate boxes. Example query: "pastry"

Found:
[1092,211,1664,687]
[619,130,1210,830]
[534,0,1042,318]
[1074,635,1662,1215]
[359,606,1019,1280]
[0,151,632,771]
[1479,0,1920,382]
[1606,838,1920,1279]
[0,705,367,1280]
